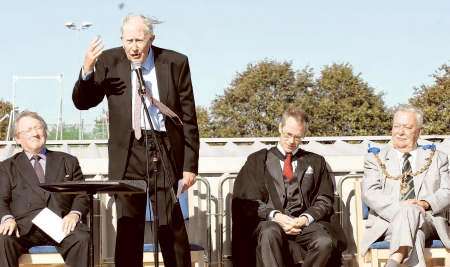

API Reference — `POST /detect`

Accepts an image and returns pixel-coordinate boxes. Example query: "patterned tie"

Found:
[283,152,294,182]
[402,152,415,199]
[32,155,45,183]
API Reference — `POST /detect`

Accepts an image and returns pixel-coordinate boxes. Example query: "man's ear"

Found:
[278,123,283,134]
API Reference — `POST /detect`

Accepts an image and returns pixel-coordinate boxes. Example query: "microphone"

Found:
[131,61,146,95]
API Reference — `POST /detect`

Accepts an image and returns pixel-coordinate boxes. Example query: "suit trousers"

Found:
[115,134,190,267]
[254,221,338,267]
[385,203,437,267]
[0,224,89,267]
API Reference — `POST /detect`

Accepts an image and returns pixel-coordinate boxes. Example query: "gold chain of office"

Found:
[373,150,435,195]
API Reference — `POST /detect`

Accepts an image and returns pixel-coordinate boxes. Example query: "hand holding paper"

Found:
[32,208,67,243]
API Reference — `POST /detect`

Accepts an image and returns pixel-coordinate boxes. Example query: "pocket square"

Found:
[305,166,314,174]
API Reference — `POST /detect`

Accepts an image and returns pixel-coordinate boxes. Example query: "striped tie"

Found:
[401,152,415,200]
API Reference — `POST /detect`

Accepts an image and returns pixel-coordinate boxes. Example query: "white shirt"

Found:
[131,48,166,132]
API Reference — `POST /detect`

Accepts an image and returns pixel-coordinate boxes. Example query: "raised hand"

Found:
[83,36,104,74]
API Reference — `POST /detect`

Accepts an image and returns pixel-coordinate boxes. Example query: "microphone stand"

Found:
[135,71,176,267]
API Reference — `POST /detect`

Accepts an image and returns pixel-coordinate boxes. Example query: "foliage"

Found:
[207,61,391,137]
[196,106,212,138]
[209,60,301,137]
[301,63,391,136]
[0,100,13,140]
[409,64,450,135]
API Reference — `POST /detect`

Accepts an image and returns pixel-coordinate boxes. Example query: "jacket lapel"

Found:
[117,50,133,126]
[294,151,310,207]
[16,152,48,201]
[44,151,63,184]
[294,150,308,184]
[414,148,429,196]
[153,46,169,105]
[385,148,401,177]
[266,150,285,201]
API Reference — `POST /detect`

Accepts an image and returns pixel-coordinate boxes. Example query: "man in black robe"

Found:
[232,107,342,267]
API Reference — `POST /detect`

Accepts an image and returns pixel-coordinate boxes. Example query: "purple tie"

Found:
[32,155,45,183]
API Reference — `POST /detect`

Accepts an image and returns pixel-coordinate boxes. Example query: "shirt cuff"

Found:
[1,215,14,224]
[69,211,82,222]
[300,213,314,226]
[81,67,93,81]
[268,210,281,221]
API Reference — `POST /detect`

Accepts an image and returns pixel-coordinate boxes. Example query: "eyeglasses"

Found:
[17,125,45,135]
[281,131,302,142]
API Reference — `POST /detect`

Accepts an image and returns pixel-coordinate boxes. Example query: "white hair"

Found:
[121,13,162,37]
[394,104,424,128]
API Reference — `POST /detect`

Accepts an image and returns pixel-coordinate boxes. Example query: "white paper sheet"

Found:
[31,208,67,243]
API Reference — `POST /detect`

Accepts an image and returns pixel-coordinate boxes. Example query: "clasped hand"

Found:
[402,199,430,214]
[273,213,308,235]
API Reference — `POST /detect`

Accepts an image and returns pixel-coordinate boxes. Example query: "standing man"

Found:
[72,14,199,267]
[361,105,450,267]
[232,107,341,267]
[0,111,89,267]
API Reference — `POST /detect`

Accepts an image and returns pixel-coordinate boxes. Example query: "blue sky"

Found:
[0,0,449,125]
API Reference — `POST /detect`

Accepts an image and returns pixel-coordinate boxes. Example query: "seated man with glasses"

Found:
[232,106,343,267]
[0,111,89,267]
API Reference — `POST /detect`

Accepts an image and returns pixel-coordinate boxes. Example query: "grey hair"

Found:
[14,110,48,137]
[394,104,424,128]
[121,13,162,37]
[280,106,309,129]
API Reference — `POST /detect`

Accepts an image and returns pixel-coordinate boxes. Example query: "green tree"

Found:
[409,64,450,135]
[196,106,212,138]
[0,99,13,140]
[209,61,390,137]
[209,60,307,137]
[299,63,391,136]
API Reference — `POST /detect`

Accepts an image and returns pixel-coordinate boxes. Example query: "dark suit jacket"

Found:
[0,150,89,236]
[232,148,335,267]
[72,46,199,182]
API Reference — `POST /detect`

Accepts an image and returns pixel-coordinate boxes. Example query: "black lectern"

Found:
[40,180,147,267]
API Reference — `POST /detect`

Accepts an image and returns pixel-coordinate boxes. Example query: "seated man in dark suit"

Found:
[0,111,89,267]
[232,106,342,267]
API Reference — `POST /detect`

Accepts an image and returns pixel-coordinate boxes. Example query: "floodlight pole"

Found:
[64,21,93,140]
